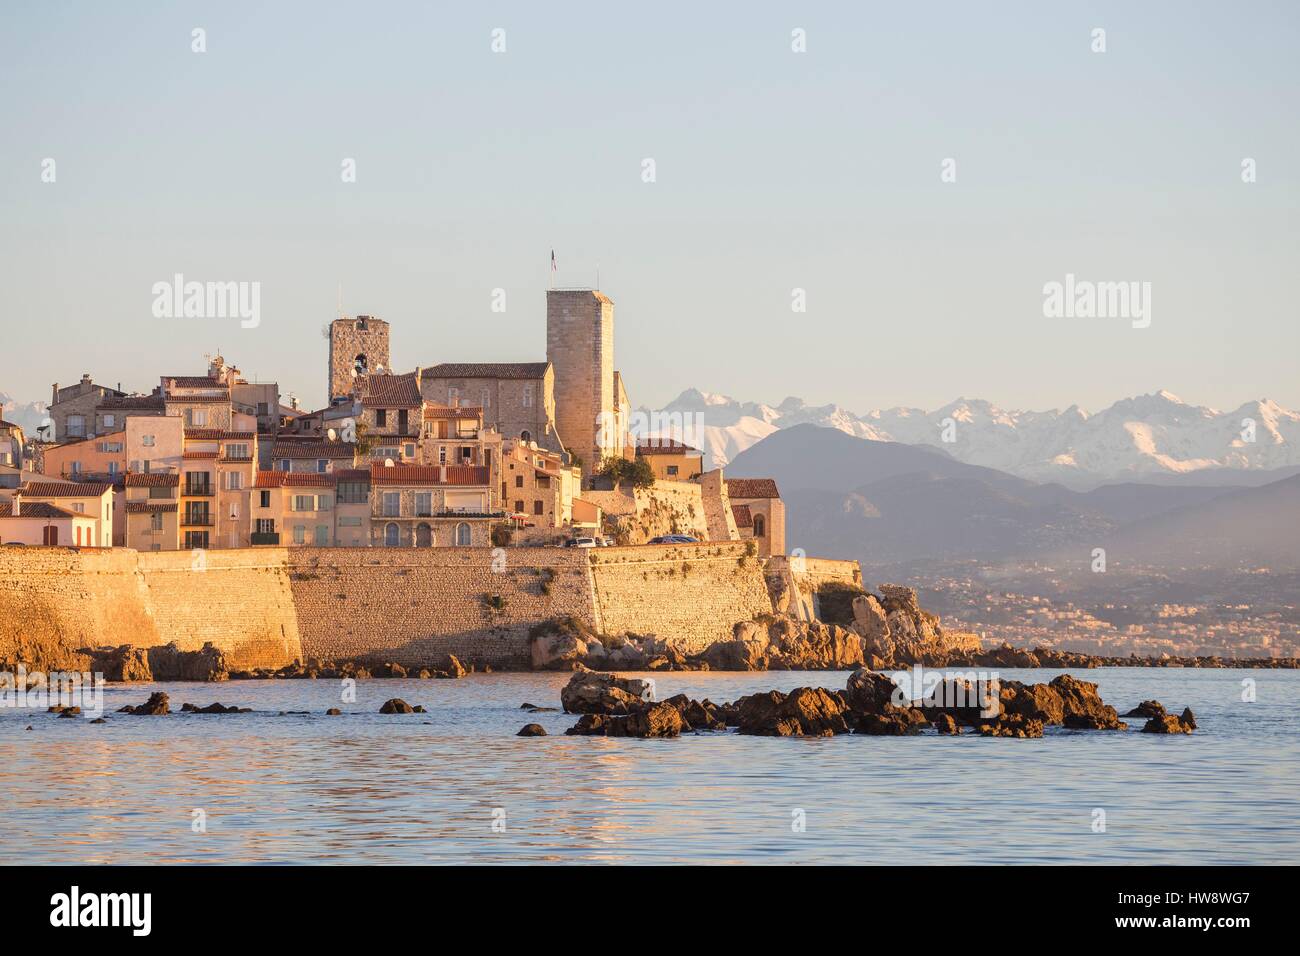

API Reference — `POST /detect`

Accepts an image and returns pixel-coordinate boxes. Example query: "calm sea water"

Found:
[2,668,1296,864]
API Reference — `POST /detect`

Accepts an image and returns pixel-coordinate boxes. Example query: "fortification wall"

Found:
[285,548,596,668]
[588,542,773,653]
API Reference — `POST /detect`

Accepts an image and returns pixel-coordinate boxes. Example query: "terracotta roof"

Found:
[270,442,355,459]
[422,362,549,380]
[124,473,180,487]
[360,371,422,407]
[369,463,490,486]
[165,394,229,404]
[333,468,371,482]
[731,503,753,528]
[184,429,254,440]
[254,471,337,489]
[183,451,219,460]
[19,481,112,497]
[725,478,781,499]
[636,438,700,455]
[164,376,221,388]
[125,502,177,514]
[98,394,165,411]
[422,404,483,419]
[0,501,80,519]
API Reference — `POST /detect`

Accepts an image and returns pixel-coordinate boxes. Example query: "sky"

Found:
[1,1,1298,414]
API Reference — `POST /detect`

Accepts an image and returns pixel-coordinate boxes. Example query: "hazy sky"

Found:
[2,1,1297,413]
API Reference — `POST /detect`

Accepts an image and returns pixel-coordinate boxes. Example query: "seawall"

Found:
[1,543,856,671]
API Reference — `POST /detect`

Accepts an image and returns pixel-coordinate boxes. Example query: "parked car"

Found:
[648,534,699,545]
[564,537,599,548]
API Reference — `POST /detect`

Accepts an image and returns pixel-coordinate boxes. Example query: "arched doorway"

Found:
[354,354,368,376]
[415,523,432,547]
[520,430,531,444]
[384,522,399,547]
[454,522,471,546]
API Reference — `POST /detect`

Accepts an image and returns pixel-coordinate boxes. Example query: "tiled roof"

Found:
[0,501,80,519]
[333,468,371,482]
[254,471,337,489]
[731,503,753,528]
[164,394,229,404]
[360,371,422,407]
[19,481,113,497]
[636,438,700,455]
[184,429,254,440]
[125,502,178,514]
[98,393,165,411]
[164,376,221,388]
[422,404,483,419]
[422,362,549,380]
[270,442,355,459]
[124,473,180,487]
[183,451,219,459]
[725,478,781,499]
[369,463,490,486]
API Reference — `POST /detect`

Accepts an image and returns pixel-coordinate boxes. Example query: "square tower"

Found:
[328,315,390,402]
[546,290,616,471]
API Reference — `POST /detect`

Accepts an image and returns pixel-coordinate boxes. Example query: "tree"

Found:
[598,455,655,488]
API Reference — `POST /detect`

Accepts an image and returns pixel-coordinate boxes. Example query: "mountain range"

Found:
[724,424,1300,571]
[0,391,46,432]
[648,388,1300,489]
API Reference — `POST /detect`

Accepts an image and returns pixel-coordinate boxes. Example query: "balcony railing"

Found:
[182,514,214,527]
[183,485,214,497]
[250,532,280,545]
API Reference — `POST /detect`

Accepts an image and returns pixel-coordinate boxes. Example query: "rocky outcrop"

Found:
[180,702,251,714]
[565,701,684,738]
[379,698,414,714]
[1124,700,1166,718]
[146,642,230,682]
[1142,707,1197,734]
[87,644,153,682]
[736,687,851,737]
[560,670,652,715]
[120,692,170,715]
[697,616,865,671]
[516,723,547,736]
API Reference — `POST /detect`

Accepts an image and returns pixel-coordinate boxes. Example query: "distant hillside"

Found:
[727,425,1290,569]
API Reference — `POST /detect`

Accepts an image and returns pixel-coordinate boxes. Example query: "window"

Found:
[256,518,275,534]
[448,387,459,406]
[184,409,207,427]
[514,475,523,488]
[293,525,306,545]
[226,442,249,459]
[514,499,524,513]
[314,525,328,545]
[382,492,400,517]
[151,513,163,532]
[522,385,534,408]
[70,461,82,476]
[536,475,550,489]
[667,465,679,477]
[520,430,531,443]
[108,462,119,476]
[278,459,289,471]
[376,409,387,428]
[259,490,271,508]
[256,402,269,416]
[149,485,171,499]
[753,514,766,538]
[226,471,243,490]
[533,500,544,516]
[398,409,409,432]
[317,496,332,511]
[338,481,368,504]
[460,446,472,462]
[415,492,432,517]
[439,446,447,465]
[316,459,328,473]
[415,523,432,547]
[384,522,399,547]
[72,503,85,513]
[99,441,123,453]
[103,414,116,428]
[337,516,362,527]
[142,435,155,447]
[68,415,85,437]
[293,495,314,512]
[454,522,471,546]
[403,444,414,459]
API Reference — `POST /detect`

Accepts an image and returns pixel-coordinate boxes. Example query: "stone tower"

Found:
[328,315,390,401]
[546,290,616,470]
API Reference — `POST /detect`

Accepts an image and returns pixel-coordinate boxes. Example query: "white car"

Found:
[565,537,598,548]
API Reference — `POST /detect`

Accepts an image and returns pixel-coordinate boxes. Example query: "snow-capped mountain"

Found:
[0,391,46,433]
[639,389,1300,486]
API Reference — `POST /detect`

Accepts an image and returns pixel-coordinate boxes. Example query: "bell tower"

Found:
[328,314,390,401]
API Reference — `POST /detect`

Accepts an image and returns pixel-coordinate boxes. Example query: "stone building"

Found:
[368,462,496,547]
[328,315,391,401]
[123,473,180,551]
[501,439,581,528]
[252,471,337,546]
[545,290,630,473]
[49,374,125,440]
[636,438,704,482]
[419,363,563,454]
[724,477,785,557]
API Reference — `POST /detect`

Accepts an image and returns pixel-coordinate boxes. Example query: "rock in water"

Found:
[379,698,414,714]
[125,692,171,715]
[560,671,652,714]
[87,644,153,682]
[1124,700,1167,718]
[146,642,229,682]
[1142,710,1196,734]
[737,687,850,737]
[517,723,548,736]
[1049,674,1127,730]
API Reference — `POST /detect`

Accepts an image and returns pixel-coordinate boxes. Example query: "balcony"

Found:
[181,514,214,527]
[250,532,280,545]
[183,485,214,497]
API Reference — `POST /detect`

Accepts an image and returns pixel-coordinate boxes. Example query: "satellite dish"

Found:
[384,458,395,467]
[326,427,338,441]
[350,368,358,378]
